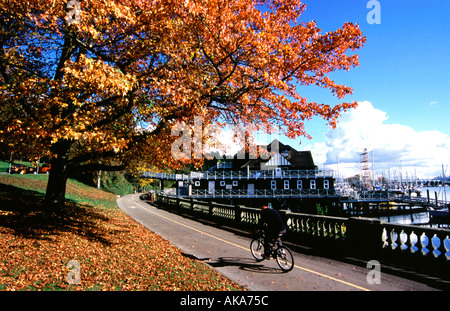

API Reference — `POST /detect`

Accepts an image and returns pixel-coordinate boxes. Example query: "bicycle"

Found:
[250,230,294,272]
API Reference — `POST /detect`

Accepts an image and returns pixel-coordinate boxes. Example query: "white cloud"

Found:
[205,101,450,179]
[310,101,450,179]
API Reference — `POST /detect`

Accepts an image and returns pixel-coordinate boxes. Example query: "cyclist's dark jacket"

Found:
[260,207,286,238]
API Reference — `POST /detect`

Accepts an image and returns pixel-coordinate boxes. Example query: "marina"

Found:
[335,149,449,227]
[338,186,450,228]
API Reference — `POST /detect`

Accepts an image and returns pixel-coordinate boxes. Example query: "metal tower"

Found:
[360,148,371,190]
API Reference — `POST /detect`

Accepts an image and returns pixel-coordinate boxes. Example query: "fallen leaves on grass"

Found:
[0,180,245,291]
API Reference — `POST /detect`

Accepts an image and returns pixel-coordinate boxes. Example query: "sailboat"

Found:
[428,165,450,226]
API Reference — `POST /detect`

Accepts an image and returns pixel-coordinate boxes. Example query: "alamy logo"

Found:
[367,0,381,24]
[170,116,281,161]
[66,260,81,285]
[366,260,381,284]
[66,0,81,25]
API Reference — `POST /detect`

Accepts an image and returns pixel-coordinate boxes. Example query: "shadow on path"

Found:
[181,252,284,274]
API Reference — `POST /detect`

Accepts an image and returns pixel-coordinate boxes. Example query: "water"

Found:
[419,186,450,203]
[378,186,449,226]
[379,211,430,226]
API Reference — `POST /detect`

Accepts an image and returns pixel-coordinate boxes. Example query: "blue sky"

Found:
[275,0,450,178]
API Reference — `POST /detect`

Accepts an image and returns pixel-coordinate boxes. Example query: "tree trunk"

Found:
[44,140,73,210]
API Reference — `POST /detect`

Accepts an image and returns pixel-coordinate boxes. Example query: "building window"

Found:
[284,180,290,190]
[194,181,200,187]
[297,180,303,190]
[232,181,238,187]
[324,180,330,189]
[220,180,226,186]
[271,180,277,190]
[310,180,316,190]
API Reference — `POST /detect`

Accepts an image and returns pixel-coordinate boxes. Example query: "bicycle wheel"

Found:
[250,239,265,262]
[276,246,294,272]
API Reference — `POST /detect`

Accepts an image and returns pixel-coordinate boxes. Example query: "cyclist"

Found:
[259,205,286,258]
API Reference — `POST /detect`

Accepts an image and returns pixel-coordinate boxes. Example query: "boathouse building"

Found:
[189,139,334,197]
[142,139,338,211]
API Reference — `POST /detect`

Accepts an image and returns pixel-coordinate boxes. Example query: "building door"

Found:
[248,183,255,195]
[275,167,282,177]
[208,181,215,195]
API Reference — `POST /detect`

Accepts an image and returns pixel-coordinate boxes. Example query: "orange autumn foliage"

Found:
[0,0,365,200]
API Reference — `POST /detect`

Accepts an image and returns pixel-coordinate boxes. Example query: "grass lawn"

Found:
[0,173,245,291]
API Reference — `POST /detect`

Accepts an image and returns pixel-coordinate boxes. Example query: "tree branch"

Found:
[53,30,78,81]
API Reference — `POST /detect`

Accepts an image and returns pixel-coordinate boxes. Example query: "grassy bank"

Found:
[0,174,245,291]
[0,160,139,197]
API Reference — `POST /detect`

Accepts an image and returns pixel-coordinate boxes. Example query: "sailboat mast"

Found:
[442,164,447,204]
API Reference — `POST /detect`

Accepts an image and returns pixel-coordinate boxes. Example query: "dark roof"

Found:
[231,139,316,170]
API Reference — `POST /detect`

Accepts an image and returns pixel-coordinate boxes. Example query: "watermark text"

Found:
[171,116,281,161]
[367,0,381,24]
[66,260,81,285]
[366,260,381,284]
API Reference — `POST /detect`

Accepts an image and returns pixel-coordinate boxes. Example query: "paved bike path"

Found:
[118,194,438,291]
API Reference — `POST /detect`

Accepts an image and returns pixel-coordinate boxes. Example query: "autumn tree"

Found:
[0,0,365,208]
